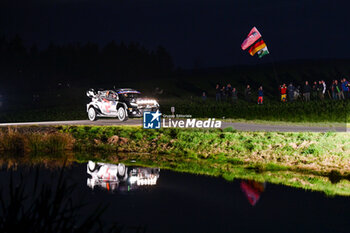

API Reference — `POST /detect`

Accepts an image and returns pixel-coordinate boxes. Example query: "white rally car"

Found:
[86,88,159,121]
[87,161,160,192]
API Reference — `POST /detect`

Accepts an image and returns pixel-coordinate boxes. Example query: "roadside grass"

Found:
[0,128,75,154]
[0,97,349,124]
[222,118,348,128]
[2,125,350,196]
[0,106,86,123]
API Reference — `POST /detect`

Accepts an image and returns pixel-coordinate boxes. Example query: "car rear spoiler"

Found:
[86,88,97,98]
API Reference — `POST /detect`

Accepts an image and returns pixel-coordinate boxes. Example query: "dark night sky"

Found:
[1,0,349,68]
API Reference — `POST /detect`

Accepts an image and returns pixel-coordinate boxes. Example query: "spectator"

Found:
[303,81,311,102]
[202,91,207,101]
[342,78,350,99]
[221,86,226,100]
[295,85,301,100]
[317,80,323,100]
[232,87,238,103]
[321,80,326,100]
[258,86,264,104]
[331,80,337,100]
[226,84,232,101]
[215,84,221,102]
[287,83,295,102]
[245,85,252,102]
[312,81,318,100]
[338,79,345,100]
[279,84,287,102]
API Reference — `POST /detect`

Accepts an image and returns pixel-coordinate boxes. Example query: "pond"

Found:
[1,161,350,233]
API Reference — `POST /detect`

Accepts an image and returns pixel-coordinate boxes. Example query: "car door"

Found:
[100,94,117,116]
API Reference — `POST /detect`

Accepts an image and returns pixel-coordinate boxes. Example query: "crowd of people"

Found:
[210,78,350,104]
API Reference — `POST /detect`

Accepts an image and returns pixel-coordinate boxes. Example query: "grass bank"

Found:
[161,99,350,123]
[1,126,350,196]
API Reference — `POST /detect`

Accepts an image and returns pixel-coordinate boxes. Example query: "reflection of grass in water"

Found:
[64,126,350,175]
[0,165,124,233]
[3,151,350,197]
[2,125,350,196]
[93,153,350,197]
[152,159,350,197]
[38,150,348,197]
[0,153,75,170]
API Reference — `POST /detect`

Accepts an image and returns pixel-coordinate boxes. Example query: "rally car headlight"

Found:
[136,99,158,105]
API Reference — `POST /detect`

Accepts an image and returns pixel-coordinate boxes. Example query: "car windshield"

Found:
[100,91,118,100]
[121,93,140,99]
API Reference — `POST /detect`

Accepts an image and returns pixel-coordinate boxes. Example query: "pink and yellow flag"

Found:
[241,27,262,50]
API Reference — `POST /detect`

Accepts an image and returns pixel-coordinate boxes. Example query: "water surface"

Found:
[1,162,350,233]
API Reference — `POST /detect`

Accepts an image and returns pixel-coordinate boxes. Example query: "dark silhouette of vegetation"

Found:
[0,35,174,90]
[2,34,350,97]
[0,165,124,233]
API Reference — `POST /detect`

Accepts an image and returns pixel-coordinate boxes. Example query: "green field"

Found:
[1,60,350,123]
[161,98,349,123]
[0,96,349,124]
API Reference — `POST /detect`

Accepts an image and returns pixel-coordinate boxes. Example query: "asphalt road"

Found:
[0,118,347,132]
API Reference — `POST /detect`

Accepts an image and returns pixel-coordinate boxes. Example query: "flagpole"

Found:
[241,27,280,96]
[264,41,281,97]
[269,52,280,84]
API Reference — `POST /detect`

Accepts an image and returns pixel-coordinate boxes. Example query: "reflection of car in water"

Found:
[240,180,266,206]
[87,161,160,192]
[86,88,159,121]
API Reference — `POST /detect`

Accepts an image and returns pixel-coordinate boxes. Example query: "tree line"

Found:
[0,35,174,90]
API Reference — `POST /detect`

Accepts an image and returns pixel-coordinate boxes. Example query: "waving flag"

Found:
[241,27,261,50]
[257,47,269,58]
[241,27,269,58]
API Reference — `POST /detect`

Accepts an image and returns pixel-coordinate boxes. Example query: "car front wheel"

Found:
[88,107,97,121]
[117,107,128,121]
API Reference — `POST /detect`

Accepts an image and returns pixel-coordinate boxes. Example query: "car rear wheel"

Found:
[117,107,128,121]
[117,163,126,176]
[117,163,127,181]
[88,107,97,121]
